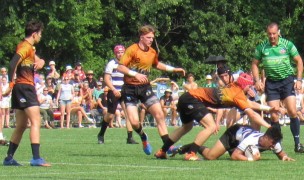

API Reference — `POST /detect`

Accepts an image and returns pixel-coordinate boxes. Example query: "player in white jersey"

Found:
[171,124,294,161]
[97,45,138,144]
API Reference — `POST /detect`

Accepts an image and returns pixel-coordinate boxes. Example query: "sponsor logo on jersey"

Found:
[280,48,286,54]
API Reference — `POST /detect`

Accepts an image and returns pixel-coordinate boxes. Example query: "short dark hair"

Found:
[25,20,44,37]
[217,65,231,75]
[264,126,283,144]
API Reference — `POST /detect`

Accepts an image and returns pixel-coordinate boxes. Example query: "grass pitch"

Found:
[0,125,303,179]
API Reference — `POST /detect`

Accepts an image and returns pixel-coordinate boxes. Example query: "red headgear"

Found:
[236,72,254,90]
[114,45,125,54]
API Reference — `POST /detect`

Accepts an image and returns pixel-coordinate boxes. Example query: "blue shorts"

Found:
[60,100,72,106]
[265,75,295,102]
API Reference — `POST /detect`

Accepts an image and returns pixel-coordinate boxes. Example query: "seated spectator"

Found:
[91,87,108,124]
[1,67,8,80]
[160,89,177,126]
[170,81,180,104]
[85,70,97,90]
[71,88,94,128]
[296,88,304,121]
[63,65,74,80]
[47,61,60,81]
[81,81,93,112]
[92,81,104,103]
[204,74,217,87]
[38,88,54,129]
[45,76,56,99]
[73,62,86,81]
[35,74,46,95]
[183,73,198,92]
[70,73,83,90]
[150,77,170,99]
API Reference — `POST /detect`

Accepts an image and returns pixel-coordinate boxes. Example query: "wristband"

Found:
[247,157,253,161]
[128,70,138,77]
[9,82,15,89]
[297,78,302,82]
[165,65,174,72]
[260,105,271,111]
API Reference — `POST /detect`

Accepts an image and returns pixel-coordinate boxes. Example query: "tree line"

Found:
[0,0,303,85]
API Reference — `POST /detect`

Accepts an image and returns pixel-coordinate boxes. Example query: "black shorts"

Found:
[177,93,209,124]
[265,75,295,101]
[11,83,39,110]
[107,90,121,114]
[219,124,241,155]
[121,84,159,108]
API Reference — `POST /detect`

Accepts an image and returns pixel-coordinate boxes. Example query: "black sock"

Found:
[134,124,147,141]
[179,143,193,154]
[127,131,133,139]
[31,144,40,160]
[189,143,200,154]
[98,120,109,137]
[271,121,281,132]
[290,117,300,146]
[198,146,207,156]
[161,134,169,144]
[5,142,19,161]
[161,137,175,152]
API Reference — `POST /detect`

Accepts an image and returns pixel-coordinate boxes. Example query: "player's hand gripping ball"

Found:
[245,145,260,161]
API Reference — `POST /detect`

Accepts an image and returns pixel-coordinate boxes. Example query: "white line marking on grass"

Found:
[51,162,201,170]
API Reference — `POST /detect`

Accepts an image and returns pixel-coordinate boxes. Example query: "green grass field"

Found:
[0,125,303,180]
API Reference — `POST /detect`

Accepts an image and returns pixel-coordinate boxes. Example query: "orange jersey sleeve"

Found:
[15,40,36,86]
[188,83,250,110]
[119,44,159,85]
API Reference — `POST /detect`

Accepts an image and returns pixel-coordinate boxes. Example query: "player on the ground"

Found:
[171,124,294,161]
[154,65,275,161]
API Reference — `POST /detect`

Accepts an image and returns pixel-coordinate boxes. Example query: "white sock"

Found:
[0,132,4,140]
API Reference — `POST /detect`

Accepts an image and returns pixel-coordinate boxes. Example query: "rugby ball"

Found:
[244,145,260,159]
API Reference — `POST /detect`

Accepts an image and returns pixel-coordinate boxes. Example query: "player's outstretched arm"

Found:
[276,151,295,161]
[155,62,186,76]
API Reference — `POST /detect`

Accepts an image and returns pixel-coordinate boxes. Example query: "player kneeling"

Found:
[170,124,294,161]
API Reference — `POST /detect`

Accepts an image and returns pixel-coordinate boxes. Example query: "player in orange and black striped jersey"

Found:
[154,65,278,161]
[3,20,50,167]
[117,25,185,155]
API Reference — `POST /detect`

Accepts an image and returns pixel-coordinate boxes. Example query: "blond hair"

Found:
[138,25,155,36]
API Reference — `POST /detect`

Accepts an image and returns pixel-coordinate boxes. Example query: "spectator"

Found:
[92,81,104,102]
[47,61,60,81]
[70,88,94,128]
[70,73,83,90]
[204,74,216,88]
[150,77,170,99]
[63,65,74,80]
[45,76,56,99]
[1,76,11,128]
[56,76,74,128]
[183,73,198,92]
[160,89,177,126]
[85,70,97,90]
[35,74,45,95]
[81,81,92,112]
[73,62,86,81]
[1,67,8,80]
[38,88,54,129]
